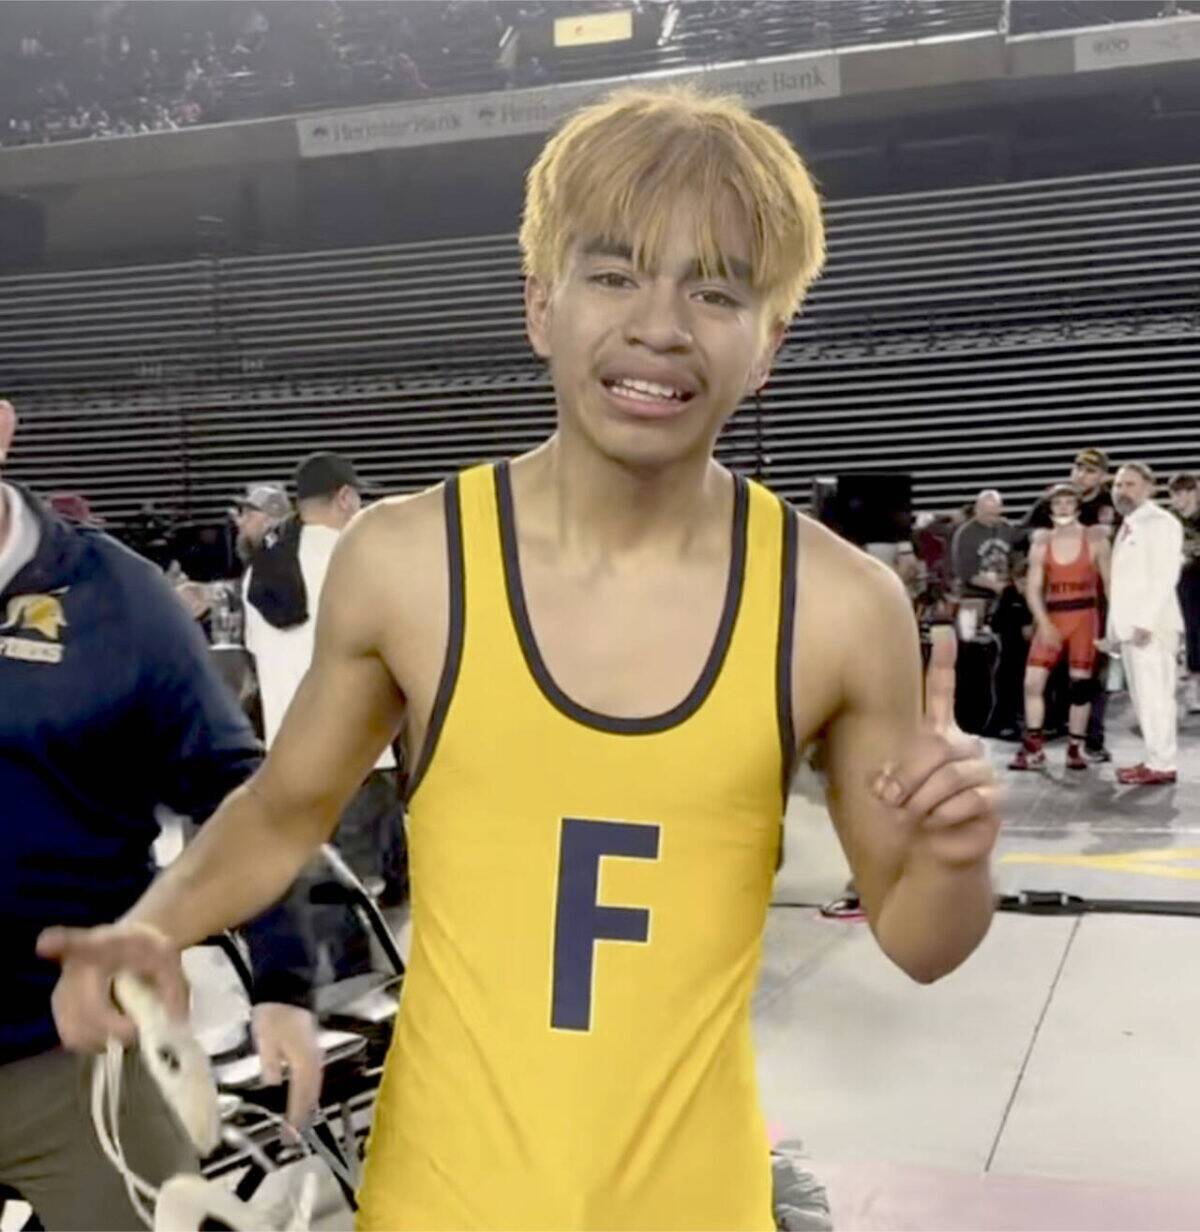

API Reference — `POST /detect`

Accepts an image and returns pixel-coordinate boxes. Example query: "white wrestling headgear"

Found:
[92,973,321,1231]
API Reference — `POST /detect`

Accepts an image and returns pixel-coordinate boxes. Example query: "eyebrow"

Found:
[581,239,752,285]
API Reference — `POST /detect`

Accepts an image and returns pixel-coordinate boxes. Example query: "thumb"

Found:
[36,926,85,962]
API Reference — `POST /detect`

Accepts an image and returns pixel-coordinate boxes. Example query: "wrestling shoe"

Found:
[1009,744,1046,771]
[1065,741,1088,771]
[819,893,866,921]
[1083,744,1112,763]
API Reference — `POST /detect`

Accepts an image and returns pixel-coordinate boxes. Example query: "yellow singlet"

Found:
[357,461,798,1231]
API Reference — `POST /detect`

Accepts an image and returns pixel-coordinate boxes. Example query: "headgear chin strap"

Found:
[91,973,347,1231]
[91,1037,321,1231]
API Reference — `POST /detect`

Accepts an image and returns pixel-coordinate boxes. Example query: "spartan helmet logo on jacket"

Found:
[2,591,69,641]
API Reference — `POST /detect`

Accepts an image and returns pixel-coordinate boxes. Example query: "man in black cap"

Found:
[243,452,406,909]
[244,455,371,746]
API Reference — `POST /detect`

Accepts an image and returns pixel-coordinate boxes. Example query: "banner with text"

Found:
[296,53,840,158]
[1074,15,1200,72]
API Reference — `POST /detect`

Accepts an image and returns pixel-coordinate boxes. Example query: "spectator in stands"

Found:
[950,488,1018,603]
[0,399,322,1228]
[1107,462,1184,786]
[1168,471,1200,713]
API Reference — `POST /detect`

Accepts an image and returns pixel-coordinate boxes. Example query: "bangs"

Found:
[521,86,826,321]
[562,123,773,290]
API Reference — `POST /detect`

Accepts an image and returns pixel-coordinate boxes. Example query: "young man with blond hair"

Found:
[38,87,1001,1230]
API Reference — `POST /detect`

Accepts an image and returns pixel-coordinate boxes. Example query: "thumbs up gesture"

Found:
[870,626,1002,869]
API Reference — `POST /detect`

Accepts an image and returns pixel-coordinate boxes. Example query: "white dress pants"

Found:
[1121,636,1179,772]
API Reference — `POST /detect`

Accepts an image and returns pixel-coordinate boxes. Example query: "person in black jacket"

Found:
[0,400,322,1230]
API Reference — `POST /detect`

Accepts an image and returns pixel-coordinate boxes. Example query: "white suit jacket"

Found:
[1107,500,1184,643]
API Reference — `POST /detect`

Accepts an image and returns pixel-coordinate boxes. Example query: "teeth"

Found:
[610,377,687,401]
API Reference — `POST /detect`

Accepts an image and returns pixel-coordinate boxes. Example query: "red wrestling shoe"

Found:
[1009,737,1046,771]
[1116,762,1147,784]
[1066,741,1088,771]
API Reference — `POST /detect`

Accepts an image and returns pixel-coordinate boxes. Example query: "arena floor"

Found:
[766,690,1200,1229]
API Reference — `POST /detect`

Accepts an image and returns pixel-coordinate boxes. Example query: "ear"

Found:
[0,399,16,463]
[524,275,554,360]
[745,317,788,398]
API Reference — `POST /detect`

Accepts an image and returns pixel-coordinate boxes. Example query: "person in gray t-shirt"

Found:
[951,489,1020,601]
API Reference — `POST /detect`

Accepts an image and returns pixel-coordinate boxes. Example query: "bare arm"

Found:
[802,533,997,983]
[125,505,407,949]
[1025,537,1051,628]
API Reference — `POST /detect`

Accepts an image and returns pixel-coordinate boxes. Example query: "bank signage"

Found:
[1074,14,1200,72]
[295,52,840,157]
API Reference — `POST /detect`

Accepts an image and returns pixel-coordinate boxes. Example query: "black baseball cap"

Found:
[293,451,377,501]
[1074,448,1109,472]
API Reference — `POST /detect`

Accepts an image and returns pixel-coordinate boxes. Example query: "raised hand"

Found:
[870,626,1002,869]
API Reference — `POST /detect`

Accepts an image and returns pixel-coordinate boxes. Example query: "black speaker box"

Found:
[814,473,913,545]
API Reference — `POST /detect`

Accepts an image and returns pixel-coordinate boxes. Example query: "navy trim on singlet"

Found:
[776,500,799,803]
[494,460,749,735]
[1046,597,1098,613]
[404,477,466,803]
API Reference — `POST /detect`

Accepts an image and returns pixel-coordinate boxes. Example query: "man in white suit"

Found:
[1107,463,1184,785]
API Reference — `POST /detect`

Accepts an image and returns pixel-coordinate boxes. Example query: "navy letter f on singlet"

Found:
[551,817,660,1032]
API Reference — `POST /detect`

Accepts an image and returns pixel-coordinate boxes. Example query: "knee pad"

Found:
[1069,677,1097,706]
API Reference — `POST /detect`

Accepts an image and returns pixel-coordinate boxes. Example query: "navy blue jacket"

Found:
[1,489,314,1065]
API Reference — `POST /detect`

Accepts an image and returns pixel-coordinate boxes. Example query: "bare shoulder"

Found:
[1085,524,1109,547]
[1029,528,1050,550]
[321,484,449,645]
[791,513,917,744]
[795,512,910,612]
[337,486,447,582]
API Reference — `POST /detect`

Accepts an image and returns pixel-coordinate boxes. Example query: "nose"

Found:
[623,279,693,354]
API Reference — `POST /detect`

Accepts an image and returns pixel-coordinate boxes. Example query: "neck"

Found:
[300,505,346,531]
[516,431,729,563]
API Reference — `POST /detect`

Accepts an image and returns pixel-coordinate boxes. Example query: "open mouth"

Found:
[600,376,697,416]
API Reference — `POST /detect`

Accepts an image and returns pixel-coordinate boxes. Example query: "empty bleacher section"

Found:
[3,160,1197,531]
[1009,0,1170,35]
[0,1,1008,147]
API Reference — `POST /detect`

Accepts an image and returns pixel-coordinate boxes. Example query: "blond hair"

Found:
[519,85,826,325]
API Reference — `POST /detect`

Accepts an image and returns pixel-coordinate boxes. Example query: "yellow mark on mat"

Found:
[1001,847,1200,881]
